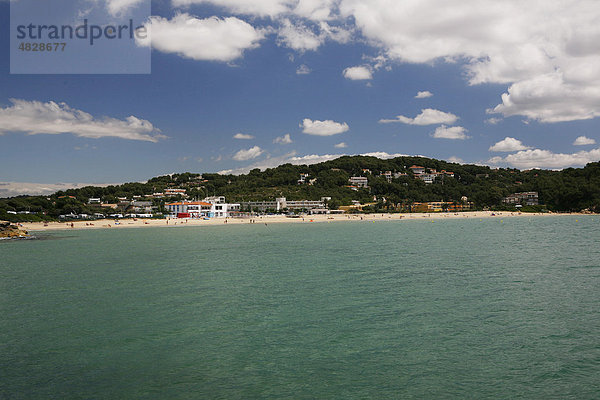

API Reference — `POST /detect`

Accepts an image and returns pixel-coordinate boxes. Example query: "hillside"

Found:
[1,155,600,221]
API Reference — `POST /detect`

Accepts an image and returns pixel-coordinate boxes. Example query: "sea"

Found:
[1,216,600,399]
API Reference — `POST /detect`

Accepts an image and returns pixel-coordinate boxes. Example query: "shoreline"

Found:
[19,211,589,232]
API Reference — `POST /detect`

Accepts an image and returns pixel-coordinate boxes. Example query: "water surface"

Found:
[2,216,600,399]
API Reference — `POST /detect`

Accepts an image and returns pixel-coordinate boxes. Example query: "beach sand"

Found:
[20,211,576,232]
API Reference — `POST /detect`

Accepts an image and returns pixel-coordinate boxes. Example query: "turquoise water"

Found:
[1,216,600,399]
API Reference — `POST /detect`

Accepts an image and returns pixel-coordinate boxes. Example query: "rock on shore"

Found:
[0,221,29,239]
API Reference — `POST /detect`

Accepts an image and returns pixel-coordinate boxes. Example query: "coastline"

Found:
[19,211,586,232]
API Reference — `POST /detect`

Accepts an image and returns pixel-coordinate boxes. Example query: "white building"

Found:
[349,176,369,188]
[409,165,426,175]
[241,197,325,212]
[165,197,241,218]
[165,188,187,197]
[419,173,438,184]
[204,196,226,204]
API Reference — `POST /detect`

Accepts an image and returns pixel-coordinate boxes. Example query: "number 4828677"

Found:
[18,43,66,52]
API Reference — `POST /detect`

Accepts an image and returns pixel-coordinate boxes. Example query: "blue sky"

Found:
[1,0,600,195]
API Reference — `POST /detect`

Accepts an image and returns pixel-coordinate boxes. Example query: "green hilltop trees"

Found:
[1,156,600,221]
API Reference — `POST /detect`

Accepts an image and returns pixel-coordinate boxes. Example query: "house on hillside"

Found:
[348,176,369,188]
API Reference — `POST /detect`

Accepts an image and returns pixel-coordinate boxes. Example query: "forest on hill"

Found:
[2,155,600,222]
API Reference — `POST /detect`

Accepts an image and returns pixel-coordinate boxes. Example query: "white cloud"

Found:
[233,133,255,139]
[276,18,352,52]
[0,182,119,198]
[379,108,459,125]
[343,65,372,80]
[0,99,165,142]
[334,142,347,148]
[485,117,502,125]
[296,64,311,75]
[171,0,339,22]
[105,0,144,15]
[447,156,464,163]
[171,0,293,18]
[277,18,323,51]
[301,118,349,136]
[338,0,600,123]
[573,136,596,146]
[136,14,265,62]
[432,125,469,140]
[415,91,433,99]
[274,133,293,144]
[219,150,412,175]
[278,19,324,52]
[488,72,600,123]
[489,137,531,152]
[293,0,336,21]
[318,21,352,44]
[361,152,408,159]
[490,148,600,169]
[219,151,300,175]
[233,146,264,161]
[288,153,343,164]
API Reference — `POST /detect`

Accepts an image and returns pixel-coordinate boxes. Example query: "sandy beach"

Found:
[18,211,582,232]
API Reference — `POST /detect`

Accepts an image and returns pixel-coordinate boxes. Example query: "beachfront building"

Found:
[502,192,539,206]
[165,201,210,217]
[165,199,241,218]
[349,176,369,188]
[241,197,326,213]
[210,202,241,218]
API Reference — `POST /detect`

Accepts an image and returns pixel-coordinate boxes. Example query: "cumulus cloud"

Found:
[233,133,255,139]
[0,99,165,142]
[379,108,459,125]
[301,118,349,136]
[415,91,433,99]
[489,137,532,152]
[274,133,293,144]
[489,148,600,169]
[136,14,265,62]
[233,146,264,161]
[159,1,600,123]
[338,0,600,123]
[334,142,347,148]
[343,66,372,80]
[573,136,596,146]
[432,125,469,140]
